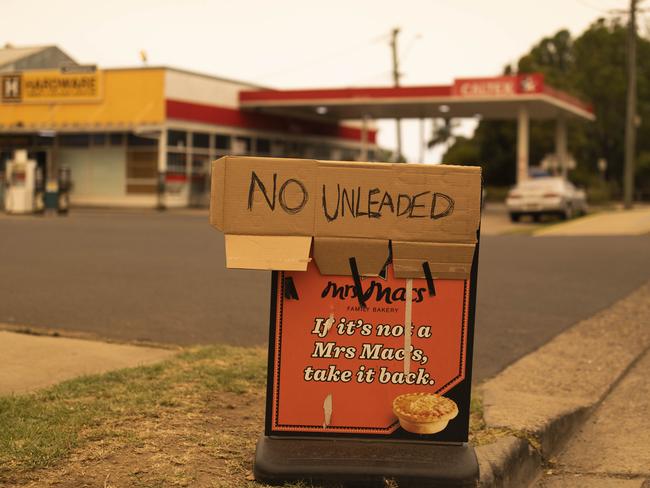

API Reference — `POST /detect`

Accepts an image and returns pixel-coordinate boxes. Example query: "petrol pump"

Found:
[34,165,45,214]
[57,167,71,215]
[4,149,37,214]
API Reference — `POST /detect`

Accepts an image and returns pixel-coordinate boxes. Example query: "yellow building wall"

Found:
[0,68,165,129]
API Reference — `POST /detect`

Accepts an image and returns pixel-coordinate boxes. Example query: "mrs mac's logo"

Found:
[2,74,22,102]
[321,279,430,305]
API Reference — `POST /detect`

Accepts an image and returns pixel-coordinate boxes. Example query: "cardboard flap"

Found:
[217,156,317,236]
[225,234,311,271]
[392,241,476,279]
[314,237,389,276]
[211,156,482,275]
[209,157,226,230]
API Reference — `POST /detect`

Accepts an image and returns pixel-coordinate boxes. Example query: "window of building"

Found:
[189,154,210,206]
[192,132,210,149]
[192,154,210,175]
[330,148,343,160]
[0,151,11,174]
[313,145,330,160]
[233,136,252,154]
[109,133,124,146]
[0,135,33,149]
[215,134,231,150]
[255,138,271,155]
[58,133,90,147]
[167,152,187,174]
[303,146,317,159]
[91,133,107,146]
[270,140,286,156]
[168,130,187,149]
[34,134,55,147]
[285,141,306,158]
[126,150,157,194]
[127,134,157,147]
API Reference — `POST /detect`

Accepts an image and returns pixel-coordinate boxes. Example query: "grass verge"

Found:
[0,345,274,487]
[1,345,499,487]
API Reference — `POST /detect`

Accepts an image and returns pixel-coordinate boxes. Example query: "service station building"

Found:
[0,45,593,209]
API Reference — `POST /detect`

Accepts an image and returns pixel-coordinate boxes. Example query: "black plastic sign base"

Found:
[254,435,479,487]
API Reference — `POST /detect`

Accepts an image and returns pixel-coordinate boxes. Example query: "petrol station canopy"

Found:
[239,74,594,122]
[240,74,594,184]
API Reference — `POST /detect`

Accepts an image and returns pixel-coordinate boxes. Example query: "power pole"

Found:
[390,27,403,162]
[623,0,638,209]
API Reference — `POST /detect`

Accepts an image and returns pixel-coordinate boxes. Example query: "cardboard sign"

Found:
[210,157,481,279]
[266,255,477,442]
[210,157,482,484]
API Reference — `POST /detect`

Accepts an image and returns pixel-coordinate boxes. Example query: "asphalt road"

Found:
[1,209,649,382]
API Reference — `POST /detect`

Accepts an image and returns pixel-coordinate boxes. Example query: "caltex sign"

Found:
[453,74,543,97]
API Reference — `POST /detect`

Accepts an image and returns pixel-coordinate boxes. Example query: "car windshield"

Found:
[516,178,564,191]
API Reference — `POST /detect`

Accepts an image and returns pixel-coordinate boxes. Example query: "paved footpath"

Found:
[536,206,650,236]
[534,206,650,488]
[535,349,650,487]
[0,330,176,395]
[477,280,650,487]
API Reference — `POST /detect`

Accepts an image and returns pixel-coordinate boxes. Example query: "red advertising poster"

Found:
[266,258,477,443]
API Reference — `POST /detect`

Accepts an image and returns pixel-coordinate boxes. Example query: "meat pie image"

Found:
[392,393,459,434]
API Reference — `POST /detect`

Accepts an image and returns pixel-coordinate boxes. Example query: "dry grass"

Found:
[1,345,499,487]
[0,345,282,487]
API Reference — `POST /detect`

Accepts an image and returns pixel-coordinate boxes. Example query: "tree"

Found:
[518,29,575,91]
[443,18,650,198]
[572,19,629,184]
[427,118,461,151]
[444,121,516,186]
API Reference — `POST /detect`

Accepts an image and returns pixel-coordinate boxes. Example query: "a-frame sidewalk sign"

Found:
[210,156,482,487]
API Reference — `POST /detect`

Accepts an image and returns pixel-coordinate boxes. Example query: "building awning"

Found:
[239,74,594,122]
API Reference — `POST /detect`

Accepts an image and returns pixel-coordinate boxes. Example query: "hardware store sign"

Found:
[1,70,101,103]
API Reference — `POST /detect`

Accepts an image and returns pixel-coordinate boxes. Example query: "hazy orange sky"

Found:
[3,0,638,162]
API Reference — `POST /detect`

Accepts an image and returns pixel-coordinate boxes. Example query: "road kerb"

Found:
[475,281,650,487]
[476,436,541,488]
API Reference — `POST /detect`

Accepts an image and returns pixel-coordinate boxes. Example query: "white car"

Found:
[506,177,587,222]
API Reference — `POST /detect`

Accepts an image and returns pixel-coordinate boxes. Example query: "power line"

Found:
[574,0,650,16]
[254,32,391,81]
[574,0,613,14]
[347,69,392,85]
[609,0,650,15]
[400,33,422,65]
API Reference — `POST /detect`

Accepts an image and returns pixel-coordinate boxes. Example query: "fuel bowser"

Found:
[40,167,70,214]
[4,150,37,214]
[57,167,71,214]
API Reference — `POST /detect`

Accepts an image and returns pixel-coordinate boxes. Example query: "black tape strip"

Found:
[283,277,299,300]
[422,261,436,297]
[348,257,367,309]
[378,253,391,281]
[373,242,393,281]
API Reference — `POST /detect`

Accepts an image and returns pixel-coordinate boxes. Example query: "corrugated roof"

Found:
[0,45,51,68]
